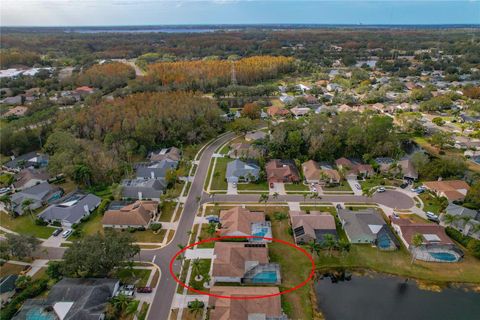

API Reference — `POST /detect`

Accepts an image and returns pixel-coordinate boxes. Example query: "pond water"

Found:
[315,272,480,320]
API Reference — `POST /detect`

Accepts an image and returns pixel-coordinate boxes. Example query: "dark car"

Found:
[52,228,63,237]
[336,204,343,210]
[400,183,408,189]
[137,287,152,293]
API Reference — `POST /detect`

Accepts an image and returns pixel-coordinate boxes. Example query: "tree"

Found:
[5,233,39,260]
[62,231,140,278]
[321,234,337,256]
[464,181,480,209]
[15,275,32,290]
[188,299,204,315]
[242,103,261,119]
[258,193,269,211]
[429,131,453,150]
[206,222,217,237]
[73,164,92,187]
[272,192,279,201]
[467,239,480,259]
[230,117,255,135]
[21,199,35,220]
[307,240,321,256]
[273,212,288,221]
[0,195,14,217]
[411,233,424,264]
[338,239,351,256]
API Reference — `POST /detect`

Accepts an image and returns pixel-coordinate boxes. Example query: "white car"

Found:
[62,230,72,238]
[377,187,386,193]
[355,184,361,190]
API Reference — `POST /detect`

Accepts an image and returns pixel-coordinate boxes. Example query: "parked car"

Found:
[426,212,439,223]
[355,184,361,190]
[0,187,10,195]
[336,204,343,210]
[392,212,400,218]
[377,187,386,193]
[52,228,63,237]
[400,183,408,189]
[137,286,152,293]
[62,229,72,238]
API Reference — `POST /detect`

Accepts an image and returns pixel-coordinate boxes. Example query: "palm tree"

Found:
[322,234,337,257]
[0,195,14,217]
[272,192,279,201]
[310,192,320,206]
[307,240,321,256]
[176,244,186,261]
[188,299,204,315]
[112,294,130,314]
[411,233,423,264]
[259,193,269,211]
[338,239,351,256]
[362,188,375,205]
[273,212,288,221]
[21,199,35,220]
[191,258,203,281]
[125,300,139,316]
[206,222,217,237]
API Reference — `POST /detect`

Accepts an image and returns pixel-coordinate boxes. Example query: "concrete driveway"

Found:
[347,177,362,195]
[227,182,238,195]
[270,182,286,195]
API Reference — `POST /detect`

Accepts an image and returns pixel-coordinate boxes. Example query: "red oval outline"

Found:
[169,235,316,300]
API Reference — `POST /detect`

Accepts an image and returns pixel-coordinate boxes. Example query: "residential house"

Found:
[74,86,96,97]
[335,157,353,170]
[209,286,287,320]
[228,143,262,159]
[267,106,290,117]
[423,180,470,202]
[11,182,63,215]
[212,242,280,284]
[304,94,318,104]
[39,191,101,227]
[121,178,166,200]
[346,164,375,179]
[442,204,479,240]
[135,160,178,181]
[0,95,24,105]
[245,130,267,142]
[375,157,395,173]
[289,210,337,244]
[102,200,158,229]
[391,218,461,262]
[265,159,301,184]
[3,151,49,172]
[279,94,294,104]
[338,209,397,249]
[290,106,311,117]
[13,168,50,190]
[297,84,311,93]
[14,278,119,320]
[326,83,342,92]
[0,275,18,306]
[217,206,271,240]
[302,160,340,185]
[148,147,181,162]
[226,159,260,183]
[2,106,28,118]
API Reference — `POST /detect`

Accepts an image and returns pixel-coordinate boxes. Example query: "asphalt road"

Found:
[34,132,415,320]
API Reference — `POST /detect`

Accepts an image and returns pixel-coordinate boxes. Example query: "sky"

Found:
[1,0,479,26]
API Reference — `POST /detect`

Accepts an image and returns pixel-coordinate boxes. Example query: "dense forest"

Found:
[76,62,136,91]
[145,56,294,90]
[1,28,479,67]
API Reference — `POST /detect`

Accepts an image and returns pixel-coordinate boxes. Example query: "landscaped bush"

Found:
[150,223,162,231]
[445,227,470,247]
[52,221,61,227]
[0,278,48,320]
[127,227,137,233]
[34,218,48,226]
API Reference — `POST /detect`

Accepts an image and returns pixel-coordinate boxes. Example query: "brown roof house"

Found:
[2,106,28,118]
[267,106,290,117]
[335,157,353,170]
[13,168,50,190]
[228,143,263,159]
[423,180,470,202]
[289,210,337,244]
[391,218,462,262]
[102,200,158,229]
[209,286,287,320]
[148,147,181,162]
[346,164,375,179]
[266,159,300,184]
[218,207,272,241]
[212,242,280,285]
[302,160,340,185]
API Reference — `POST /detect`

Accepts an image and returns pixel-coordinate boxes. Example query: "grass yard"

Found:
[177,260,191,293]
[210,157,229,191]
[132,229,167,243]
[359,176,401,191]
[116,268,152,287]
[284,183,310,192]
[0,262,25,277]
[137,302,150,320]
[217,143,230,155]
[160,201,177,222]
[0,211,54,239]
[299,206,337,215]
[322,181,352,192]
[188,259,212,294]
[419,192,447,215]
[197,223,217,248]
[0,172,14,187]
[237,181,269,191]
[398,213,432,224]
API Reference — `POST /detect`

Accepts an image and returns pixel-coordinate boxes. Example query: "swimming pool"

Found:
[26,308,56,320]
[252,227,269,238]
[430,252,458,262]
[251,271,278,283]
[377,236,392,249]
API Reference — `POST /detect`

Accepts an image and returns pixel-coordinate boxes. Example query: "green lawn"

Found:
[116,268,152,287]
[237,181,269,191]
[137,302,150,320]
[210,157,229,190]
[322,181,352,192]
[284,183,310,192]
[159,201,177,222]
[359,176,402,191]
[0,262,25,277]
[218,144,230,155]
[0,211,54,239]
[197,224,216,248]
[0,173,14,187]
[177,260,191,293]
[188,259,212,293]
[419,192,447,215]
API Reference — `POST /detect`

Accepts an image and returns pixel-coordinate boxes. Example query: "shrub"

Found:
[0,278,48,319]
[127,227,136,233]
[34,218,47,226]
[445,227,470,247]
[52,221,61,227]
[150,223,162,232]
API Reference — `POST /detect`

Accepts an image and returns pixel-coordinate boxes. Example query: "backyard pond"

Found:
[315,271,480,320]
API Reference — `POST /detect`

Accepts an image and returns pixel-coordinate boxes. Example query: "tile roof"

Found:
[266,159,300,183]
[218,207,265,236]
[423,180,470,201]
[102,200,157,227]
[212,242,269,278]
[392,218,453,247]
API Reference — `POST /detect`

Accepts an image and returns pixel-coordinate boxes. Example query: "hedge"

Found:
[0,278,49,319]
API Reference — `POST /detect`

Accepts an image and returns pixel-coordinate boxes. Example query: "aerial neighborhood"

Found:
[0,22,479,320]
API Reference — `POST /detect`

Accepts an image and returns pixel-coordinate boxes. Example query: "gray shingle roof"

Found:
[121,178,166,199]
[39,192,101,225]
[338,208,386,243]
[226,159,260,183]
[135,160,177,179]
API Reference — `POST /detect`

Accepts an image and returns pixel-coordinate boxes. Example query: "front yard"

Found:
[237,181,269,191]
[188,259,212,293]
[0,211,54,239]
[210,157,229,191]
[284,183,310,192]
[322,181,352,192]
[419,192,447,215]
[115,268,152,287]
